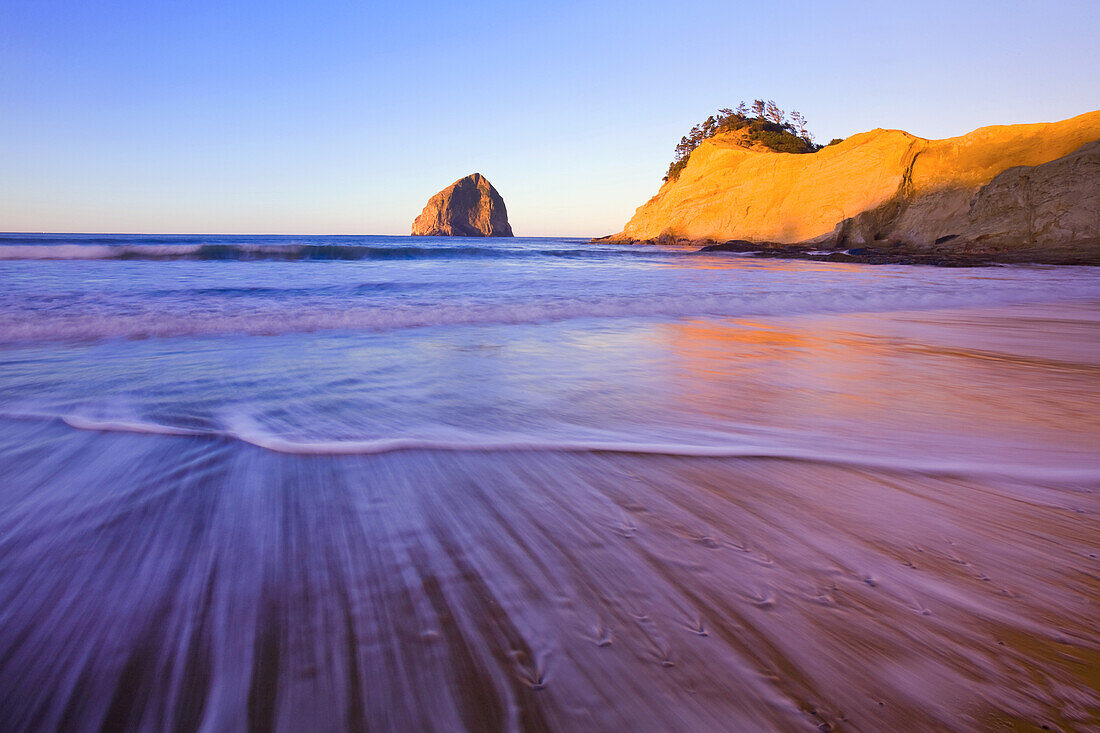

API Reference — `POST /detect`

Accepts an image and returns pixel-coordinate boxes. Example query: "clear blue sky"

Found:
[2,0,1097,236]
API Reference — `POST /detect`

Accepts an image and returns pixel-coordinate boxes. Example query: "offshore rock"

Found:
[411,173,513,237]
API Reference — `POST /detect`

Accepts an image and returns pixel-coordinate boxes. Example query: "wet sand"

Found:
[1,429,1097,731]
[1,301,1099,732]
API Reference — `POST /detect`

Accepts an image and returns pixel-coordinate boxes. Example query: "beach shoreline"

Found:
[2,294,1098,731]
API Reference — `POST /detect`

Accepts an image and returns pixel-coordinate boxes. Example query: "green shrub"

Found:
[665,158,689,181]
[664,101,820,181]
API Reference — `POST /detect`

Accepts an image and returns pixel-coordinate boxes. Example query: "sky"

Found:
[1,0,1098,237]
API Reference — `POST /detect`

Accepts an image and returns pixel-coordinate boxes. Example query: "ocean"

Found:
[1,233,1098,731]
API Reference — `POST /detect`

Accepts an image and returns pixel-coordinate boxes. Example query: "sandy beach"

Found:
[2,281,1097,731]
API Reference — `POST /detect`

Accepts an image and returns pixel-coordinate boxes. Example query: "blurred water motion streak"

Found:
[1,424,1097,731]
[0,235,1098,731]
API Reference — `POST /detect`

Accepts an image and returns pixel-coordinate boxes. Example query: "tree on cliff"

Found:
[664,101,821,181]
[764,100,785,125]
[790,111,809,140]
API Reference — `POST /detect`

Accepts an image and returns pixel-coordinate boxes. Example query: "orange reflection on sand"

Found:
[655,306,1100,454]
[657,317,883,427]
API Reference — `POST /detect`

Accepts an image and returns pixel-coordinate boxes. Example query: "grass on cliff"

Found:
[665,101,821,181]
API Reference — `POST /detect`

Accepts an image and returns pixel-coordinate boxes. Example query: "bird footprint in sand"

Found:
[590,624,613,648]
[682,617,708,636]
[508,650,548,690]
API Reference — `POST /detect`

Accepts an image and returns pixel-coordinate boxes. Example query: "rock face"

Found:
[411,173,513,237]
[963,140,1100,249]
[831,139,1100,256]
[606,111,1100,258]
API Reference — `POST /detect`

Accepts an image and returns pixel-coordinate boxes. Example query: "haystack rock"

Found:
[605,110,1100,260]
[411,173,513,237]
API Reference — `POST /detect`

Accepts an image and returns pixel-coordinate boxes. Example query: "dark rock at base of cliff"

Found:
[699,240,760,252]
[697,241,1100,266]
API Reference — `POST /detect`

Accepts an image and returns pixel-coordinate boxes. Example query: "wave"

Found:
[4,410,1096,483]
[3,290,1098,344]
[0,242,628,262]
[59,414,210,437]
[224,432,1100,481]
[0,235,219,245]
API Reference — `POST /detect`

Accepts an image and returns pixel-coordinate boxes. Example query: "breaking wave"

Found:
[0,242,632,261]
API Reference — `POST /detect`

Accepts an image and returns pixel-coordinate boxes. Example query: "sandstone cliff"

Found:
[412,173,513,237]
[607,111,1100,259]
[832,139,1100,258]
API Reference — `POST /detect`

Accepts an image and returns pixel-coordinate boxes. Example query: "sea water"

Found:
[1,233,1098,731]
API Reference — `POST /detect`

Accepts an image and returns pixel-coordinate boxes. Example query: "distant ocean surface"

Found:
[2,233,1099,730]
[2,232,1099,344]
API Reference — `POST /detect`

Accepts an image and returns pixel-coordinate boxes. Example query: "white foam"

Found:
[0,244,205,260]
[59,414,208,437]
[230,432,1100,481]
[5,410,1094,484]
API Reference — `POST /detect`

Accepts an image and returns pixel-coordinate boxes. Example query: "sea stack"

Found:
[411,173,514,237]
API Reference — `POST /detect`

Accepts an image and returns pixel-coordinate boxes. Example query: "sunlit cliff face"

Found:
[612,110,1100,245]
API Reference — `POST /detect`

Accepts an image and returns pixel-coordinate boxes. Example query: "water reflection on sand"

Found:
[1,302,1098,732]
[661,304,1100,471]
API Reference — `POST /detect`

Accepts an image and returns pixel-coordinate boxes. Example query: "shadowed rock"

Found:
[818,139,1100,263]
[411,173,513,237]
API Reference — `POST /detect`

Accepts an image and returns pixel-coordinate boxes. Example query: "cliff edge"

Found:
[606,111,1100,262]
[412,173,513,237]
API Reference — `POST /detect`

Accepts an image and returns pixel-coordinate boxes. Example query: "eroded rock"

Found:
[411,173,513,237]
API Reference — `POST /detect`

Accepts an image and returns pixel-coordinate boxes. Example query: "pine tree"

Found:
[765,100,785,125]
[790,110,808,138]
